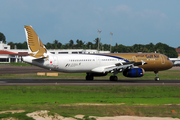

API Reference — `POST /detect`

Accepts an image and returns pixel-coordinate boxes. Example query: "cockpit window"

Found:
[167,58,170,60]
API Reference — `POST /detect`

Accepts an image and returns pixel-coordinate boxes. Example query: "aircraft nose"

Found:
[168,60,174,69]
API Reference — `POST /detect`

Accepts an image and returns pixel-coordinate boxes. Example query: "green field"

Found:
[0,86,180,119]
[0,63,32,66]
[0,64,180,119]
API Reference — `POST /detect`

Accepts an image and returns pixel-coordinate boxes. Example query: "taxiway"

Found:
[0,65,180,86]
[0,79,180,86]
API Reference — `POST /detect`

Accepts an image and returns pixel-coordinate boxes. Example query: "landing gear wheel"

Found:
[155,77,160,81]
[110,76,118,81]
[86,75,93,80]
[110,76,113,81]
[154,71,160,81]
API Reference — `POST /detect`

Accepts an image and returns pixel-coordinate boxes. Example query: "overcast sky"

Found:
[0,0,180,48]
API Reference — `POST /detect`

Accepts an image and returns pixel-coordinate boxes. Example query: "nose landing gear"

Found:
[154,71,160,81]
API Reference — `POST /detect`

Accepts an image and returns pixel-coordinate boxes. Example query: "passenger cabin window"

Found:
[70,59,94,62]
[58,52,68,54]
[72,52,78,54]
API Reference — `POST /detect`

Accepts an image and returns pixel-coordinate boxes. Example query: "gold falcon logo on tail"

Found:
[24,25,47,58]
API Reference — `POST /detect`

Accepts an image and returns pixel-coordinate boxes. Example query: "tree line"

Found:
[6,38,178,58]
[0,32,178,57]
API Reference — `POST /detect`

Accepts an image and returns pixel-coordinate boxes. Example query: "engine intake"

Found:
[123,68,144,77]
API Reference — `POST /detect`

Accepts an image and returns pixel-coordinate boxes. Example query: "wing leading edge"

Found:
[91,61,147,73]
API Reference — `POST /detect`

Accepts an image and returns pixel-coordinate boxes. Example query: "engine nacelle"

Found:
[123,68,144,77]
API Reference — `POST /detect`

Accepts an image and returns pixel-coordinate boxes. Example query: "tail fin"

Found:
[24,25,48,58]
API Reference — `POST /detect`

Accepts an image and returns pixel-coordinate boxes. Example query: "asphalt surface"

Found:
[0,79,180,86]
[0,65,180,86]
[0,65,50,74]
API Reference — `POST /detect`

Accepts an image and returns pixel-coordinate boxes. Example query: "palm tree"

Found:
[69,40,74,49]
[0,32,6,43]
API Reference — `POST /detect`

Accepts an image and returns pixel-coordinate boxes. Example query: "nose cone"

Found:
[167,60,174,69]
[169,60,174,68]
[162,55,174,70]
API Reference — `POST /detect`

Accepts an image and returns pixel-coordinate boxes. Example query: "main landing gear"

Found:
[110,76,118,81]
[85,73,118,81]
[86,74,93,80]
[110,72,118,81]
[154,71,160,81]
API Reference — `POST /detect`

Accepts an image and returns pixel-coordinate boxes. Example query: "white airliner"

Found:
[22,25,173,81]
[170,58,180,65]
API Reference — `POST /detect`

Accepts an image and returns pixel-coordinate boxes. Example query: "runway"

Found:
[0,65,50,74]
[0,65,180,86]
[0,79,180,86]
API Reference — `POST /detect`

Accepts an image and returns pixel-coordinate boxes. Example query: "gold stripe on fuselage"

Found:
[102,53,173,71]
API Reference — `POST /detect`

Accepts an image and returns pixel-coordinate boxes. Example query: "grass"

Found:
[0,112,34,120]
[0,62,32,66]
[0,86,180,118]
[0,63,180,119]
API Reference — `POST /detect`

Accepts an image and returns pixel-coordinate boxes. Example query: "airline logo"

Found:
[24,26,47,58]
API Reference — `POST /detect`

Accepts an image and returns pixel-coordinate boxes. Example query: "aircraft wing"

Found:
[91,61,147,73]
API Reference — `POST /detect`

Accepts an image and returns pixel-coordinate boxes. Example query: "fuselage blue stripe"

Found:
[91,54,129,62]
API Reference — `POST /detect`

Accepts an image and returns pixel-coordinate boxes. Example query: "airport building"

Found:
[0,42,110,63]
[175,48,180,57]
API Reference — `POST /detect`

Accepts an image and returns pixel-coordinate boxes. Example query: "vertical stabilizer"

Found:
[24,25,48,58]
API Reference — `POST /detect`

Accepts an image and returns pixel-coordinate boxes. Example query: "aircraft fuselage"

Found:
[23,53,173,73]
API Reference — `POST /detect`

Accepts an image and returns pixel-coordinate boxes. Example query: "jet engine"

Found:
[123,68,144,77]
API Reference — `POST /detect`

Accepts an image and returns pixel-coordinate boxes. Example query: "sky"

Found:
[0,0,180,48]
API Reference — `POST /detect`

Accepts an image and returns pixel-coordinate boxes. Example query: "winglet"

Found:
[24,25,48,58]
